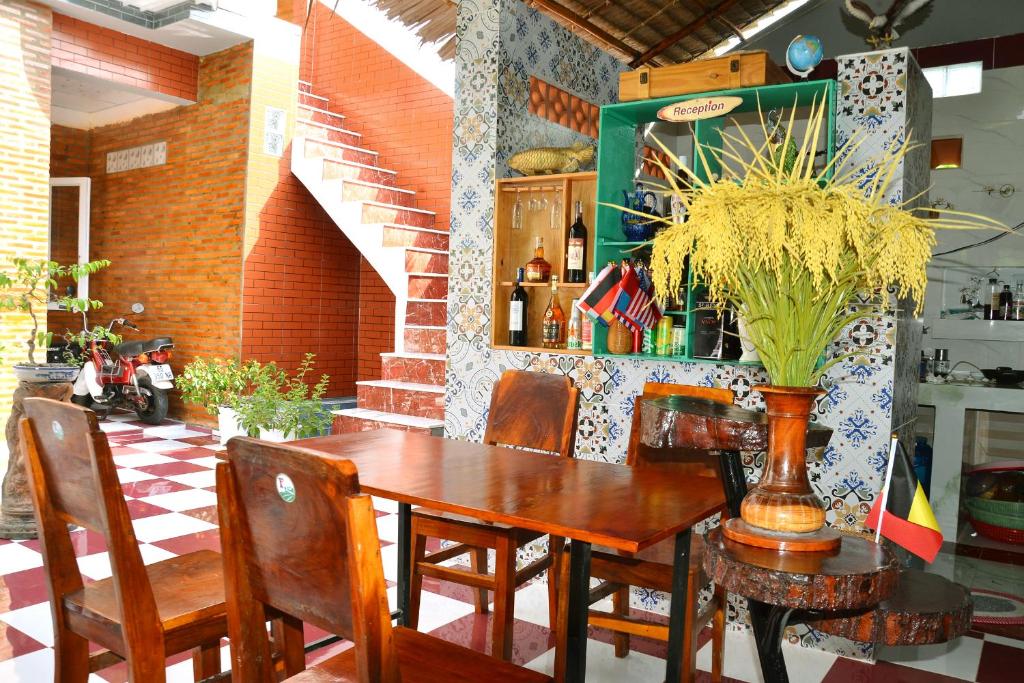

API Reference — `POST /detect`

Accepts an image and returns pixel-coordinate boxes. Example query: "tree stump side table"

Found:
[703,527,901,683]
[0,381,74,539]
[808,569,973,646]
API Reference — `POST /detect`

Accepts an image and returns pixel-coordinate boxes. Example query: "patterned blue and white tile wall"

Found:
[448,10,930,655]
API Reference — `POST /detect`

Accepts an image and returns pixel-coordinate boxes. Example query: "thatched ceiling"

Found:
[367,0,792,66]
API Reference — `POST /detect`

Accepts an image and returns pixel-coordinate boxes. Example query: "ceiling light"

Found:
[922,62,983,98]
[710,0,814,57]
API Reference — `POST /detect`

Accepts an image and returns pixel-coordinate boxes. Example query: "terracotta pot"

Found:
[739,385,827,534]
[606,318,633,354]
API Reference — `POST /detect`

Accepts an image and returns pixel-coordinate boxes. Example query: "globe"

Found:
[786,34,824,78]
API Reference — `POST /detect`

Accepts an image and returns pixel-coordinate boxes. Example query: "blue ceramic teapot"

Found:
[621,184,659,241]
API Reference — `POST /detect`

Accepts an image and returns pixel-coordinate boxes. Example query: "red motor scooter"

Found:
[71,303,174,424]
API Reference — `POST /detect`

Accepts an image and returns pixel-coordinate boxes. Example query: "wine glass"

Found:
[550,193,562,231]
[512,190,523,231]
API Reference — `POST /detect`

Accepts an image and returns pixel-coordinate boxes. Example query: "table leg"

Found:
[664,528,693,683]
[565,540,592,683]
[748,599,793,683]
[397,502,412,626]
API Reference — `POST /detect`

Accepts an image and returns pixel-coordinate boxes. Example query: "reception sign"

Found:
[657,96,743,122]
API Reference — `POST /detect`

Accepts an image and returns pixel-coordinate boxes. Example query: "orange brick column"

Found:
[0,0,53,423]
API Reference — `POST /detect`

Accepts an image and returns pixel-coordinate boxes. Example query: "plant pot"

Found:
[216,406,245,446]
[258,427,291,443]
[740,385,827,533]
[12,363,80,383]
[606,319,633,354]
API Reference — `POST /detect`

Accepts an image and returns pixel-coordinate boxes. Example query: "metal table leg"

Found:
[748,599,793,683]
[664,529,693,683]
[397,502,412,626]
[565,540,593,683]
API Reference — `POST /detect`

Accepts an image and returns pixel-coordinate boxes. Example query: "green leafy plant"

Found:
[0,258,111,365]
[227,354,332,439]
[177,357,262,415]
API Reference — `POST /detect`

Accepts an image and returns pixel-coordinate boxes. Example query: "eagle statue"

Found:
[842,0,933,48]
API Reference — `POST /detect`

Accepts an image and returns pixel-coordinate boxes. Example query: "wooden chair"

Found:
[216,436,552,682]
[407,369,579,660]
[559,382,734,683]
[19,398,227,682]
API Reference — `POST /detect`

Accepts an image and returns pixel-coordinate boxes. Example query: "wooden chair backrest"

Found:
[626,383,734,475]
[20,398,162,661]
[218,437,398,682]
[483,370,580,458]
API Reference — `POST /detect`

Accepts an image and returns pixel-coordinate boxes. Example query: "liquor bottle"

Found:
[565,201,588,283]
[508,268,528,346]
[999,284,1013,321]
[525,236,552,283]
[1013,281,1024,321]
[542,276,566,348]
[567,299,582,349]
[985,277,999,320]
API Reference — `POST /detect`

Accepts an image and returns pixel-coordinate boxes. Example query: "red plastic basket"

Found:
[970,517,1024,544]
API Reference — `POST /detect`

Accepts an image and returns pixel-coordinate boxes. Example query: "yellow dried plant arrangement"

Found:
[646,95,1003,387]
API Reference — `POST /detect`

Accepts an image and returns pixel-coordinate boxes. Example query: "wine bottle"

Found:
[542,275,566,349]
[565,201,587,283]
[509,267,528,346]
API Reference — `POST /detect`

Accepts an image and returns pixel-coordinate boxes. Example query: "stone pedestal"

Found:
[0,381,73,539]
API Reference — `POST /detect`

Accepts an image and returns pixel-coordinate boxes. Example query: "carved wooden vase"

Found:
[739,385,827,534]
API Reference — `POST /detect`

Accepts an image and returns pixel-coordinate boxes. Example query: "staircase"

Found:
[292,81,446,436]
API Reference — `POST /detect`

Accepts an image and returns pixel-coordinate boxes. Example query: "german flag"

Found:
[865,436,943,563]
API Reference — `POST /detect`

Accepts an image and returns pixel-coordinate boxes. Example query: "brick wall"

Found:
[51,13,198,101]
[0,0,52,421]
[358,258,395,380]
[302,5,453,379]
[49,43,253,424]
[240,30,361,399]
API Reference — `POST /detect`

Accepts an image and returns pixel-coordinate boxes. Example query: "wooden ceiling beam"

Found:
[628,0,744,67]
[528,0,643,62]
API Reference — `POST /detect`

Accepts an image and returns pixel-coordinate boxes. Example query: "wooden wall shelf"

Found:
[491,172,597,354]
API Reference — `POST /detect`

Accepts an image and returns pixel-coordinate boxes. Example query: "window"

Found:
[922,61,983,98]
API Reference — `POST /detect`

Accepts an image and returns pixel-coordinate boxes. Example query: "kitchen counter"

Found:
[917,381,1024,541]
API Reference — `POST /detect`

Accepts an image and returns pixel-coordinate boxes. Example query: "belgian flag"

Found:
[865,435,943,563]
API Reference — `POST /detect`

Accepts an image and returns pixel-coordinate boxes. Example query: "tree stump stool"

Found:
[808,569,973,646]
[0,381,74,539]
[703,527,901,683]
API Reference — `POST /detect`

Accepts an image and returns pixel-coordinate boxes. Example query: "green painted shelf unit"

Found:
[591,79,837,364]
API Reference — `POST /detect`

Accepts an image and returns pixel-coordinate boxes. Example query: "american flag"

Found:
[613,262,662,331]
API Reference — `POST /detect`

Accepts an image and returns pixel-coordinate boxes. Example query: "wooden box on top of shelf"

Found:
[491,171,596,354]
[619,51,789,102]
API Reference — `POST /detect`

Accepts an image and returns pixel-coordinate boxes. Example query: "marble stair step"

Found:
[356,379,445,420]
[381,351,446,385]
[404,325,446,354]
[331,407,443,436]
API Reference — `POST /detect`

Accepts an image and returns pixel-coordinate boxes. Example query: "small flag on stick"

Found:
[578,263,621,326]
[865,434,943,563]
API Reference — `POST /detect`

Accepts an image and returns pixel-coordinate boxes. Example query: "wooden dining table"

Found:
[294,428,726,683]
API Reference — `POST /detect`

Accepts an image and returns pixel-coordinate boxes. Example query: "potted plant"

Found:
[0,258,110,383]
[176,357,262,444]
[642,97,1002,548]
[229,354,332,442]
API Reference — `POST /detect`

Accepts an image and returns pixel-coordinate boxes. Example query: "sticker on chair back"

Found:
[52,421,64,441]
[275,473,296,503]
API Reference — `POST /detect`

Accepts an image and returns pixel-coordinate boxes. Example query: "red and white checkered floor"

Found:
[0,414,1020,681]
